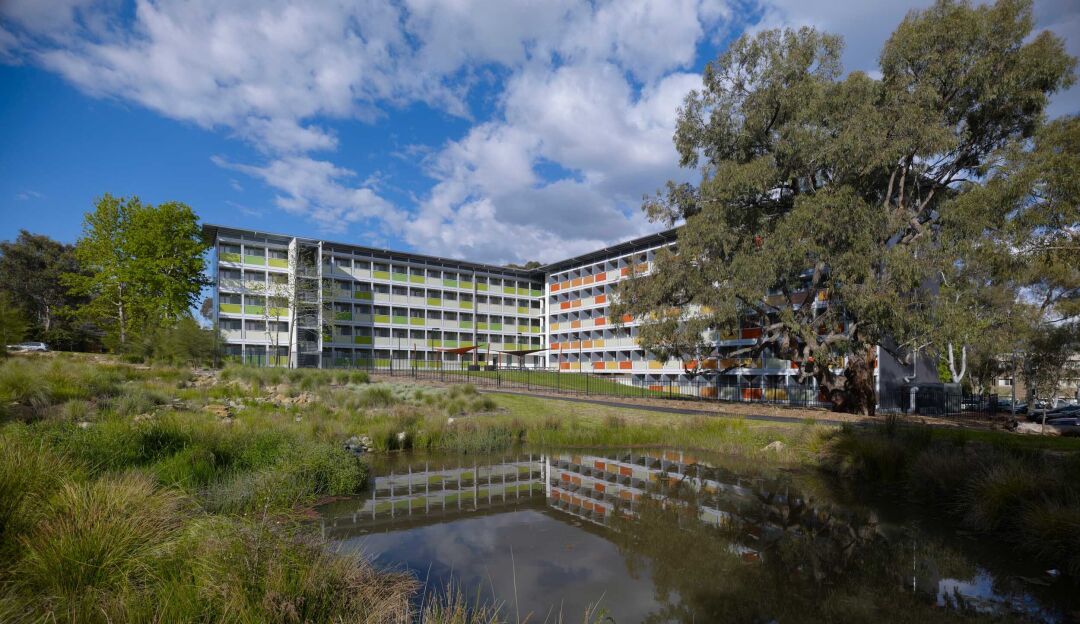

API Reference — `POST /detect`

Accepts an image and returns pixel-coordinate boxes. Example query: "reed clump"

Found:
[823,425,1080,579]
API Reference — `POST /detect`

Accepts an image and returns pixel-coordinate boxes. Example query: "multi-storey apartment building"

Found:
[206,225,545,370]
[205,224,925,398]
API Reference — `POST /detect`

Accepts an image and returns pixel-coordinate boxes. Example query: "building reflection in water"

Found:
[320,449,800,553]
[317,451,1066,624]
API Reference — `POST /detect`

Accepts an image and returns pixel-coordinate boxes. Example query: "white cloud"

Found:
[2,0,730,262]
[213,155,404,234]
[24,0,412,148]
[4,0,1075,264]
[0,0,102,38]
[408,63,702,262]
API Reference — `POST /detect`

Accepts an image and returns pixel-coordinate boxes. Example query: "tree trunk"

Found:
[947,343,967,383]
[828,350,877,416]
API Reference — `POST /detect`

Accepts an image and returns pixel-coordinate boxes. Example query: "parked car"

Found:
[1045,416,1079,427]
[5,342,48,352]
[1000,400,1028,415]
[1030,403,1080,422]
[1048,404,1080,416]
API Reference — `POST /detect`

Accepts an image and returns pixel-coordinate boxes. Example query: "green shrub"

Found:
[57,400,95,423]
[358,385,396,408]
[1020,499,1080,577]
[103,386,167,417]
[200,469,300,514]
[824,428,909,482]
[0,431,76,550]
[963,461,1048,532]
[16,474,188,611]
[905,445,981,508]
[152,445,220,489]
[156,517,416,622]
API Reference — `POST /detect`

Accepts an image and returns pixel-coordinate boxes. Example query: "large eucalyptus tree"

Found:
[614,0,1075,413]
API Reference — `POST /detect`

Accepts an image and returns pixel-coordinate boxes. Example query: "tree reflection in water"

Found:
[321,450,1068,623]
[552,452,1055,623]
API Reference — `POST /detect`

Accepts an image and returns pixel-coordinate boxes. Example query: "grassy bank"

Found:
[0,356,421,622]
[822,424,1080,579]
[3,354,1077,621]
[0,355,813,622]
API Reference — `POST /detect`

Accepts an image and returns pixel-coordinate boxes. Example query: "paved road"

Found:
[485,389,851,427]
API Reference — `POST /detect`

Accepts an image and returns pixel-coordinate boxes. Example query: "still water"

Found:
[317,450,1076,623]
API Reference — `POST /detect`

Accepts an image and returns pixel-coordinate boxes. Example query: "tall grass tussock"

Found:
[823,424,1080,578]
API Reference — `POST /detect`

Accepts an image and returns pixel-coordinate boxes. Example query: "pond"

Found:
[317,449,1076,623]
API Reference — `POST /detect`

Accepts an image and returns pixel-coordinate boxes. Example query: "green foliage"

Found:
[0,431,77,550]
[1020,322,1080,404]
[617,0,1076,414]
[0,461,414,623]
[16,474,187,606]
[0,293,28,354]
[65,194,209,349]
[0,230,94,351]
[1020,499,1080,577]
[825,425,1080,578]
[0,356,140,421]
[132,317,221,367]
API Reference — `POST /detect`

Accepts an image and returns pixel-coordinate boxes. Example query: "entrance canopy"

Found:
[492,348,548,357]
[433,345,482,355]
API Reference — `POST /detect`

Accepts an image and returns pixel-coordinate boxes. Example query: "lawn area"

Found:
[427,367,669,397]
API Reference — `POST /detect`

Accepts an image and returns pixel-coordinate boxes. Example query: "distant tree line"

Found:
[0,194,218,365]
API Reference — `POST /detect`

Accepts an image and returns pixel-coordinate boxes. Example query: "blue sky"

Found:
[2,0,1078,264]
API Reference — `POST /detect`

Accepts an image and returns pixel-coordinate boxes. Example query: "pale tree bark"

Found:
[947,342,967,383]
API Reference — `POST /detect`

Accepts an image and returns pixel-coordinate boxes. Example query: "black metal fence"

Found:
[881,382,999,418]
[351,359,834,409]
